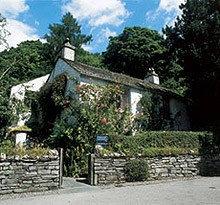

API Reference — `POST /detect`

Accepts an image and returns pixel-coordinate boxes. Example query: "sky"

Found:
[0,0,185,53]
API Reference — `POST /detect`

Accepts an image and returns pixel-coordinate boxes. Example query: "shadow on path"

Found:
[58,177,100,195]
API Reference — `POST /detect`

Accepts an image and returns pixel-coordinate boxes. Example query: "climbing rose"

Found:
[102,118,107,124]
[66,100,70,104]
[116,99,120,103]
[126,103,129,107]
[135,114,140,117]
[82,84,86,87]
[101,104,104,107]
[97,114,101,117]
[64,72,67,76]
[77,85,81,89]
[115,85,119,89]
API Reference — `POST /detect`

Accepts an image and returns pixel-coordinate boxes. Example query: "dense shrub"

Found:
[124,159,149,182]
[0,140,50,157]
[45,79,134,177]
[111,131,215,156]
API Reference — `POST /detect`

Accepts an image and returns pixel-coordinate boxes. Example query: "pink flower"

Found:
[96,106,99,110]
[89,78,93,81]
[66,100,70,104]
[116,99,120,103]
[94,87,98,92]
[82,84,86,87]
[97,114,101,117]
[115,132,118,136]
[102,118,107,124]
[128,117,130,120]
[111,72,115,76]
[77,85,81,89]
[115,85,119,89]
[108,84,112,88]
[64,72,67,76]
[101,104,104,107]
[126,103,129,107]
[109,119,111,122]
[135,114,140,117]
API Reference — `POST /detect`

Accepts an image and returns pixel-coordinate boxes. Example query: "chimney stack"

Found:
[144,68,160,85]
[55,38,75,62]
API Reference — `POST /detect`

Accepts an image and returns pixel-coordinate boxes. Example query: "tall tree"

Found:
[102,26,187,95]
[163,0,220,130]
[0,13,10,51]
[44,12,92,62]
[0,40,52,138]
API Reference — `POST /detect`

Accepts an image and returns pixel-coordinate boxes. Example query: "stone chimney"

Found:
[144,68,160,85]
[55,38,75,62]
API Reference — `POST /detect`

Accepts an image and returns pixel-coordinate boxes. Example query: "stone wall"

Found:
[0,158,60,195]
[89,154,220,185]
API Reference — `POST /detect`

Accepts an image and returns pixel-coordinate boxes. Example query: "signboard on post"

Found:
[96,135,108,146]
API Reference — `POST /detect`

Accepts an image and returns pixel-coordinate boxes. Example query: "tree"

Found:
[103,27,165,79]
[44,12,92,63]
[0,40,52,138]
[163,0,220,130]
[0,13,10,51]
[102,26,187,95]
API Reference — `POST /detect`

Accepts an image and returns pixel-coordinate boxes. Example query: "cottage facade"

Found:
[10,40,190,144]
[48,40,190,131]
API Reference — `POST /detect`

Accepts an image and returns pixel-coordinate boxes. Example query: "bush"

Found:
[111,131,216,156]
[0,140,50,157]
[124,159,149,182]
[120,131,203,149]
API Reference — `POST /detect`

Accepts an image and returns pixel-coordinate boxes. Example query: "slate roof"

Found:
[63,58,182,98]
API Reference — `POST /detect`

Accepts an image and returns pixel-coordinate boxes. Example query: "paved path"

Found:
[0,177,220,205]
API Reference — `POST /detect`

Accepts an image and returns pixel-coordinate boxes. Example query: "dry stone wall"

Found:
[89,154,220,185]
[0,157,60,195]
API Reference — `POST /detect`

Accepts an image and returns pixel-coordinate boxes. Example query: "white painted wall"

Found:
[10,74,49,127]
[130,88,143,115]
[49,59,81,97]
[10,74,49,144]
[10,74,49,100]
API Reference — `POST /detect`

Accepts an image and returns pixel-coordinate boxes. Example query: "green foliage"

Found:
[0,40,52,83]
[45,79,134,177]
[27,73,67,142]
[44,12,92,63]
[0,94,14,140]
[103,27,166,79]
[0,40,52,139]
[119,131,201,150]
[124,159,149,182]
[163,0,220,129]
[0,13,10,50]
[112,131,202,156]
[75,49,106,69]
[110,131,218,156]
[102,26,187,95]
[136,92,166,131]
[0,140,50,157]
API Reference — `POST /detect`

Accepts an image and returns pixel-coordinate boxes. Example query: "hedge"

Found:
[110,131,216,155]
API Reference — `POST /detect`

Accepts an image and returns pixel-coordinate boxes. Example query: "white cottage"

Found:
[10,40,190,144]
[48,40,190,131]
